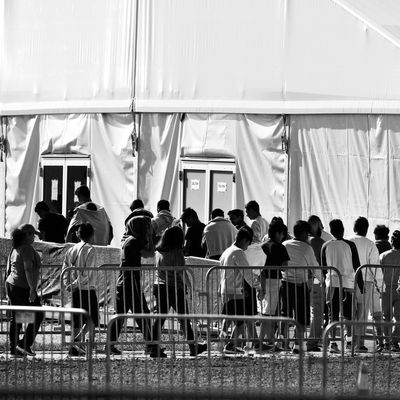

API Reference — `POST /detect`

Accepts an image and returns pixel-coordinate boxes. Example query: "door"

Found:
[180,159,236,223]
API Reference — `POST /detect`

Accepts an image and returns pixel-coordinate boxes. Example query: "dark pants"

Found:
[110,272,151,342]
[7,283,43,351]
[152,284,194,346]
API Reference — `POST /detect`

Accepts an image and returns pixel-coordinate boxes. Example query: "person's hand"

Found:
[29,288,37,303]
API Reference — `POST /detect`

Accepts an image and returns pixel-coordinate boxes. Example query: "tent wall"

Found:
[5,114,135,245]
[288,114,400,238]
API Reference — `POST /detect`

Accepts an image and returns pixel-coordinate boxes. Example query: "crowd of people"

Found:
[5,185,400,357]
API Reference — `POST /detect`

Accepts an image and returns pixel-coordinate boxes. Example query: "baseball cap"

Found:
[19,224,40,235]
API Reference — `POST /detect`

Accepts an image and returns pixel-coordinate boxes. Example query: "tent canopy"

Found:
[2,0,400,115]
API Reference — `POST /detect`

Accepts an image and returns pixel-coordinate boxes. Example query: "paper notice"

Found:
[217,182,227,193]
[51,179,58,200]
[191,179,200,190]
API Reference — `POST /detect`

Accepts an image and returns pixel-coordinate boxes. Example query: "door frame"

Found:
[179,157,236,223]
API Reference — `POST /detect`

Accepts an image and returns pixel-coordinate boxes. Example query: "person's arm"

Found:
[21,247,39,302]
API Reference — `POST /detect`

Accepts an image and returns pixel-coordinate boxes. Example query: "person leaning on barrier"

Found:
[62,223,99,357]
[282,220,320,354]
[321,219,364,354]
[108,216,164,357]
[381,231,400,352]
[258,221,289,352]
[6,224,44,357]
[151,226,207,357]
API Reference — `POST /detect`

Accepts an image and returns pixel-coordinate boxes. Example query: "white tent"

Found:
[1,0,400,244]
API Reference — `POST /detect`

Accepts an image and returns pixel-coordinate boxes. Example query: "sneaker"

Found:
[15,345,33,357]
[108,345,122,355]
[292,347,300,355]
[190,343,207,357]
[68,344,86,357]
[306,344,321,352]
[355,345,368,353]
[11,348,25,358]
[223,342,244,354]
[23,346,36,356]
[254,342,274,352]
[390,343,400,353]
[346,341,352,350]
[149,348,167,358]
[330,342,340,354]
[375,344,385,353]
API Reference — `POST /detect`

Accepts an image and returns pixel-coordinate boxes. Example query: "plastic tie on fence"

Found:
[357,361,369,396]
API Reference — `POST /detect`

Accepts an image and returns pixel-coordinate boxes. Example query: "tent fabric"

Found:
[5,114,135,246]
[288,114,400,239]
[0,0,135,115]
[3,0,400,114]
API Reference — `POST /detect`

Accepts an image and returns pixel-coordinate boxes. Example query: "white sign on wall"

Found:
[51,179,58,200]
[217,182,227,193]
[191,179,200,190]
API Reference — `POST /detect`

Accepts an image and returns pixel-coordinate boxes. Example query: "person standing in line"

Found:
[108,216,163,357]
[245,201,269,244]
[374,225,392,255]
[307,215,326,351]
[151,200,178,245]
[202,209,237,260]
[321,219,364,354]
[282,221,320,354]
[258,221,289,351]
[34,201,68,243]
[66,185,113,245]
[62,223,99,356]
[227,209,247,230]
[180,208,206,258]
[381,231,400,352]
[348,217,383,352]
[152,226,207,357]
[6,224,43,357]
[125,199,154,225]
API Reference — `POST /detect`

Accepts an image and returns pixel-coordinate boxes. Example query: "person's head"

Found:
[181,208,199,227]
[211,208,224,220]
[268,221,286,243]
[18,224,40,245]
[156,226,184,252]
[77,223,94,243]
[293,220,310,242]
[330,219,344,239]
[391,230,400,250]
[34,201,50,219]
[11,228,28,248]
[75,185,91,204]
[374,225,390,241]
[227,209,244,227]
[235,226,254,251]
[157,199,170,212]
[308,215,323,238]
[245,200,260,220]
[86,202,98,211]
[271,216,289,240]
[354,216,369,237]
[130,199,144,211]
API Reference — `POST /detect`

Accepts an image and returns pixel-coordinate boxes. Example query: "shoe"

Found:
[23,346,36,356]
[329,342,340,354]
[346,341,352,350]
[254,342,274,352]
[292,347,300,355]
[149,348,167,358]
[108,345,122,355]
[375,344,385,353]
[15,345,35,357]
[68,344,86,357]
[307,345,321,352]
[223,342,244,354]
[11,348,25,358]
[355,345,368,353]
[189,343,207,357]
[390,343,400,353]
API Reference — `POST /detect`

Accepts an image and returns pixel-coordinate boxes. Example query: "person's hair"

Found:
[307,215,322,225]
[75,185,90,199]
[227,209,244,218]
[211,208,224,219]
[34,201,49,213]
[245,200,260,213]
[330,219,344,238]
[78,223,94,241]
[156,226,184,252]
[157,199,170,211]
[11,228,27,248]
[392,230,400,249]
[268,221,286,238]
[374,224,390,240]
[271,216,284,225]
[354,216,369,236]
[293,220,310,238]
[236,226,253,244]
[86,202,97,211]
[130,199,144,211]
[181,207,199,223]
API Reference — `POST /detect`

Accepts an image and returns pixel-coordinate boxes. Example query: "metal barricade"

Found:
[322,320,400,397]
[205,266,343,346]
[60,265,195,349]
[105,313,304,396]
[0,305,93,392]
[352,264,397,355]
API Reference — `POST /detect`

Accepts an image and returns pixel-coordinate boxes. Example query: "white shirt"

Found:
[202,217,237,258]
[282,239,320,283]
[250,215,269,244]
